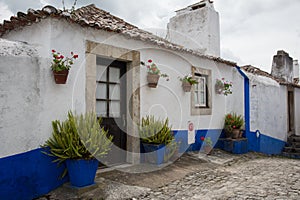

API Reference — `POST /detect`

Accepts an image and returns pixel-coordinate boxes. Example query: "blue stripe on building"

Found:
[0,148,68,200]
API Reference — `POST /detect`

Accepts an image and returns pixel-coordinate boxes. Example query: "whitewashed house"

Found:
[0,0,299,199]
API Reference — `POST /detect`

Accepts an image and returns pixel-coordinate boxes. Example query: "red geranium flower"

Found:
[60,55,64,59]
[52,49,56,53]
[148,59,152,63]
[200,136,205,141]
[73,55,78,59]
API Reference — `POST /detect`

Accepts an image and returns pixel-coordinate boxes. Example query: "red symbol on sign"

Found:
[188,122,194,131]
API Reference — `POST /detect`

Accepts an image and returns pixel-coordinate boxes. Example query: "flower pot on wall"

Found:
[147,73,160,88]
[53,70,69,84]
[182,82,192,92]
[66,159,99,188]
[215,82,224,94]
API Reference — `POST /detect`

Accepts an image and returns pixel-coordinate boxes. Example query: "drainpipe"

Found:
[236,66,250,137]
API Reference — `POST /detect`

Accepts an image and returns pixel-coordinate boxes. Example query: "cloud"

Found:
[215,0,300,72]
[1,0,299,72]
[0,2,13,21]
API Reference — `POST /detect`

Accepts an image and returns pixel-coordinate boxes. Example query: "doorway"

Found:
[96,57,127,166]
[287,88,295,136]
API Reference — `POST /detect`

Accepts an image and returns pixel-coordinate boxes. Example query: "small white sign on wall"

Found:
[188,121,195,145]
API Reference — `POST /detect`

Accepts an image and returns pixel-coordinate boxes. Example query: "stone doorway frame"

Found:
[85,41,141,164]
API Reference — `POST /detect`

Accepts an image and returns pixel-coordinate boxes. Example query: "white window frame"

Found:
[194,76,207,108]
[191,66,212,115]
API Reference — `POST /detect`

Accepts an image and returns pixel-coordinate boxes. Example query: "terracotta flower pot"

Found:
[147,73,160,88]
[182,82,192,92]
[204,145,212,154]
[53,70,69,84]
[232,129,240,139]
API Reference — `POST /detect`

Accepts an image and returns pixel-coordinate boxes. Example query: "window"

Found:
[194,75,207,107]
[191,66,212,115]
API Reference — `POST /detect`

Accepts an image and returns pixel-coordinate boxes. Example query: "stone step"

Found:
[288,136,300,143]
[283,147,300,153]
[282,152,300,159]
[285,142,300,148]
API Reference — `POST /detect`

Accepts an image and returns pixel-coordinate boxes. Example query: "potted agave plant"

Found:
[179,75,198,92]
[51,49,78,84]
[139,115,177,165]
[43,111,113,188]
[141,59,169,88]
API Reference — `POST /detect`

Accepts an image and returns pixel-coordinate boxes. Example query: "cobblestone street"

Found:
[134,157,300,200]
[38,152,300,200]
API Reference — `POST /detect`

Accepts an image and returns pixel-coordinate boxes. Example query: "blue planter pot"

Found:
[142,143,166,165]
[65,159,99,187]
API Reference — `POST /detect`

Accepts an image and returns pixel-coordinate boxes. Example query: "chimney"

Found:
[293,60,299,84]
[271,50,294,83]
[166,0,220,57]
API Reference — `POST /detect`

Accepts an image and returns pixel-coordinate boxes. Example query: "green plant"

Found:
[216,78,233,96]
[200,136,213,147]
[179,75,198,85]
[224,113,244,130]
[51,49,78,72]
[139,115,174,145]
[141,59,169,80]
[43,111,113,167]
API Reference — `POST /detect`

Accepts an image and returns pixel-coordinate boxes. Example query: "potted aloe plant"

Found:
[51,50,78,84]
[179,75,198,92]
[141,59,169,88]
[43,111,113,188]
[139,116,176,165]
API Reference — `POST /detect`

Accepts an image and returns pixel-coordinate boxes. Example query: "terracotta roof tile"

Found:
[0,4,236,66]
[242,65,300,88]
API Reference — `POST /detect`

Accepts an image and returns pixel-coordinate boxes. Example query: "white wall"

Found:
[294,88,300,136]
[247,73,288,141]
[167,3,220,57]
[1,18,242,158]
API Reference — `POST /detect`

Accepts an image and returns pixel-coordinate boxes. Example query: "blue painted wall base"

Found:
[246,131,286,155]
[173,129,223,153]
[0,148,68,200]
[223,138,248,154]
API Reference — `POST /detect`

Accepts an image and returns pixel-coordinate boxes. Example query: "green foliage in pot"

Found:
[224,113,244,130]
[43,111,113,165]
[139,115,174,145]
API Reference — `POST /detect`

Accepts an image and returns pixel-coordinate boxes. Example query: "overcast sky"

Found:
[1,0,300,72]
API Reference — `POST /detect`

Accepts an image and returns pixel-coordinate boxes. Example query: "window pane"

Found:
[109,84,120,100]
[109,101,120,118]
[194,76,206,107]
[200,91,206,106]
[96,101,107,117]
[96,83,107,99]
[109,67,120,83]
[96,65,107,81]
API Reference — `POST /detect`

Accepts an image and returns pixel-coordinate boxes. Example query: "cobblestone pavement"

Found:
[133,157,300,200]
